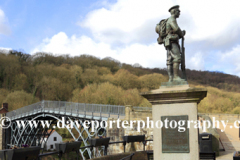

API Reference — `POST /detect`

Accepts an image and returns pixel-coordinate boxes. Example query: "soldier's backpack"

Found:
[155,19,168,45]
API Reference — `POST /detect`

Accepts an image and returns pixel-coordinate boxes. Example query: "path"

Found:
[216,123,240,160]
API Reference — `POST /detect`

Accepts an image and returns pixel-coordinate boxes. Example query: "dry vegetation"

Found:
[0,50,240,114]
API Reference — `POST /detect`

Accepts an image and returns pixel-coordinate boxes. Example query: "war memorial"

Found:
[141,5,207,160]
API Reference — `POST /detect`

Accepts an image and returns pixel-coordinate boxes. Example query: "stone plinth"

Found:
[141,85,207,160]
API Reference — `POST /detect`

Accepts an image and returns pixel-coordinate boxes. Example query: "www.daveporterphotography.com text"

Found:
[1,117,238,133]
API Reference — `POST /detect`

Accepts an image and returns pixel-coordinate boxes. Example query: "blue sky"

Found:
[1,0,240,77]
[0,0,101,50]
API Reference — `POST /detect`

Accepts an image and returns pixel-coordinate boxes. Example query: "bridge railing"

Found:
[6,101,42,119]
[6,101,125,120]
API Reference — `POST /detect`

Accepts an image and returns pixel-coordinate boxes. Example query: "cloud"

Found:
[0,47,11,54]
[180,0,240,48]
[80,0,240,48]
[31,32,167,67]
[0,9,11,35]
[31,0,240,77]
[79,0,174,45]
[31,32,117,57]
[218,45,240,77]
[186,52,205,71]
[116,43,166,68]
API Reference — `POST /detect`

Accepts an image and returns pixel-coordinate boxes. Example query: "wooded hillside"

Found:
[0,50,240,114]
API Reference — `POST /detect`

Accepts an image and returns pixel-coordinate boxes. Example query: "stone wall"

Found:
[125,106,153,151]
[106,106,153,154]
[200,113,240,123]
[106,117,125,154]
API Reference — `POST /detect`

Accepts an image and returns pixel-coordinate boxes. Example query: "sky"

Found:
[1,0,240,77]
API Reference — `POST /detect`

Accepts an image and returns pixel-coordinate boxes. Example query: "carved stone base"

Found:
[141,86,207,160]
[161,80,188,87]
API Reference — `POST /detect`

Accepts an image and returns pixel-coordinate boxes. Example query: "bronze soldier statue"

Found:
[156,5,186,82]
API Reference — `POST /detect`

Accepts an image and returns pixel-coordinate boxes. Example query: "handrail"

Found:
[6,101,153,120]
[38,151,59,157]
[37,139,153,159]
[0,139,153,160]
[109,141,125,144]
[6,101,126,120]
[120,153,135,160]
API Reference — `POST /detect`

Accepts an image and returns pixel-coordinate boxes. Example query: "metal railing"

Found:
[120,153,135,160]
[38,138,153,160]
[6,101,126,120]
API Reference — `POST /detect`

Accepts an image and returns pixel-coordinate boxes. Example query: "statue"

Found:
[156,5,187,83]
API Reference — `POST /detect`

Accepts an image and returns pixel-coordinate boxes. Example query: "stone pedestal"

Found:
[142,85,207,160]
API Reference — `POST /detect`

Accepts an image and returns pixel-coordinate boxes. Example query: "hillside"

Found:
[0,50,240,114]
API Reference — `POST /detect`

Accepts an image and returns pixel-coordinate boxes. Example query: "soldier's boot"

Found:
[173,63,183,81]
[167,65,173,82]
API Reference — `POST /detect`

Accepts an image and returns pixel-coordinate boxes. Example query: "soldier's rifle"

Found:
[181,36,187,80]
